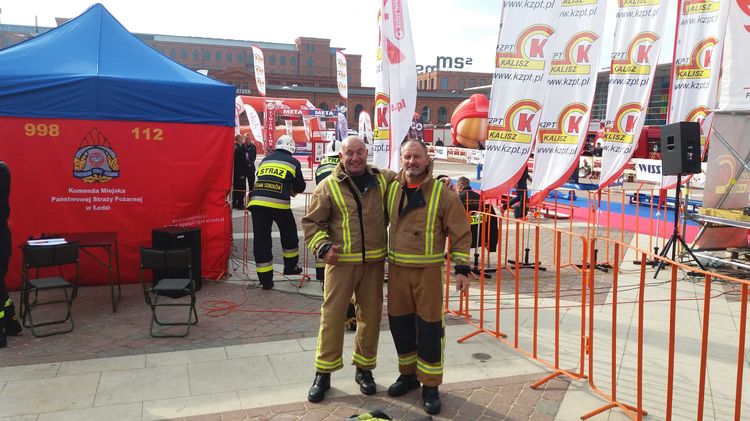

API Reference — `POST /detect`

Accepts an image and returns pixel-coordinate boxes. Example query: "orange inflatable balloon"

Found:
[450,94,489,148]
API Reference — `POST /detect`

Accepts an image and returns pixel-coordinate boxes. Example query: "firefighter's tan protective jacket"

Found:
[302,163,396,264]
[385,162,471,268]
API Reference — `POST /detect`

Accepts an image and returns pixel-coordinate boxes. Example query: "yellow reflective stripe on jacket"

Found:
[450,251,469,261]
[388,251,445,264]
[3,298,11,307]
[309,230,329,252]
[247,199,290,209]
[387,180,400,219]
[376,173,386,211]
[417,358,443,375]
[337,248,387,262]
[327,176,352,254]
[470,213,481,225]
[425,181,441,255]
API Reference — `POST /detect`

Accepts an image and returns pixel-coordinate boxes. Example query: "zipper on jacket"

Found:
[345,182,367,263]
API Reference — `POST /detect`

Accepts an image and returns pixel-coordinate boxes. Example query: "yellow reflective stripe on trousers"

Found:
[0,310,4,319]
[425,181,441,255]
[282,249,298,258]
[309,230,329,252]
[4,298,11,307]
[398,354,418,366]
[327,177,351,254]
[388,251,444,264]
[417,358,443,375]
[352,352,377,366]
[315,357,344,371]
[256,263,273,273]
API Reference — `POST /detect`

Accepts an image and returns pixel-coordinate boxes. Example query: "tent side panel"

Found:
[1,116,232,289]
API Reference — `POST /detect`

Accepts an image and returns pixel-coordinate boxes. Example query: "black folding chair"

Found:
[139,247,198,338]
[20,242,80,337]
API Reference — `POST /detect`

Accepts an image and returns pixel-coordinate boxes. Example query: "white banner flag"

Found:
[358,111,373,143]
[336,51,348,100]
[243,104,263,144]
[481,1,561,197]
[598,1,668,189]
[530,0,607,204]
[234,96,244,135]
[252,45,266,97]
[661,0,731,188]
[373,0,417,171]
[717,1,750,111]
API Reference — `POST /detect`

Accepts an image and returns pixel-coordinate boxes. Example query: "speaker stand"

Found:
[653,174,706,278]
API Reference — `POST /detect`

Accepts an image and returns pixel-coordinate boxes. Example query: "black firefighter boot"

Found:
[308,372,330,403]
[355,367,376,395]
[422,385,441,415]
[3,298,22,336]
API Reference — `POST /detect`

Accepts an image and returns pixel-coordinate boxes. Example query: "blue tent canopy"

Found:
[0,3,235,126]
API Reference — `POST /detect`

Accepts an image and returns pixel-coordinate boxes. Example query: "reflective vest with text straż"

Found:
[248,150,306,210]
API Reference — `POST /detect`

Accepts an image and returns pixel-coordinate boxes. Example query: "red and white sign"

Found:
[373,0,417,170]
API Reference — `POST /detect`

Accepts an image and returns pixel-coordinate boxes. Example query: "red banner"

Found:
[0,116,233,289]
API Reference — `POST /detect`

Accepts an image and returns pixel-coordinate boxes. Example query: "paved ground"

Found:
[175,374,570,421]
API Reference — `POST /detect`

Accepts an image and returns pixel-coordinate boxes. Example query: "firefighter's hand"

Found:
[323,245,341,265]
[455,272,477,293]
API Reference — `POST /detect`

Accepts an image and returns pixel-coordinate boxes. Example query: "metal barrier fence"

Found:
[450,200,749,420]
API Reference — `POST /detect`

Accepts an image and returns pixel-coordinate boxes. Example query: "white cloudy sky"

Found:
[2,0,678,86]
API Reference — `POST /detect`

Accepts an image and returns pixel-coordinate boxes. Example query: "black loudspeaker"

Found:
[152,226,202,295]
[660,122,702,175]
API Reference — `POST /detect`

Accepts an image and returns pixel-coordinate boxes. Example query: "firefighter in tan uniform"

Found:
[385,139,472,415]
[302,136,396,403]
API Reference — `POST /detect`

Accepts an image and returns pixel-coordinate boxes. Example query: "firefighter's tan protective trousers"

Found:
[387,264,445,387]
[314,260,384,373]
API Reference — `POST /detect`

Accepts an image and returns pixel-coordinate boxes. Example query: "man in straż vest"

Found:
[247,135,306,290]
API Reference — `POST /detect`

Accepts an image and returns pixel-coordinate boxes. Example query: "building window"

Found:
[354,104,364,122]
[438,107,448,125]
[180,49,188,60]
[307,70,313,76]
[430,79,435,90]
[236,52,244,63]
[169,48,177,58]
[479,79,487,85]
[268,55,275,65]
[216,51,222,61]
[280,56,286,66]
[319,102,329,110]
[307,57,313,66]
[459,79,465,90]
[440,77,449,90]
[204,51,211,61]
[290,56,297,65]
[311,45,315,52]
[226,52,232,62]
[421,106,431,123]
[469,79,476,87]
[193,50,200,60]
